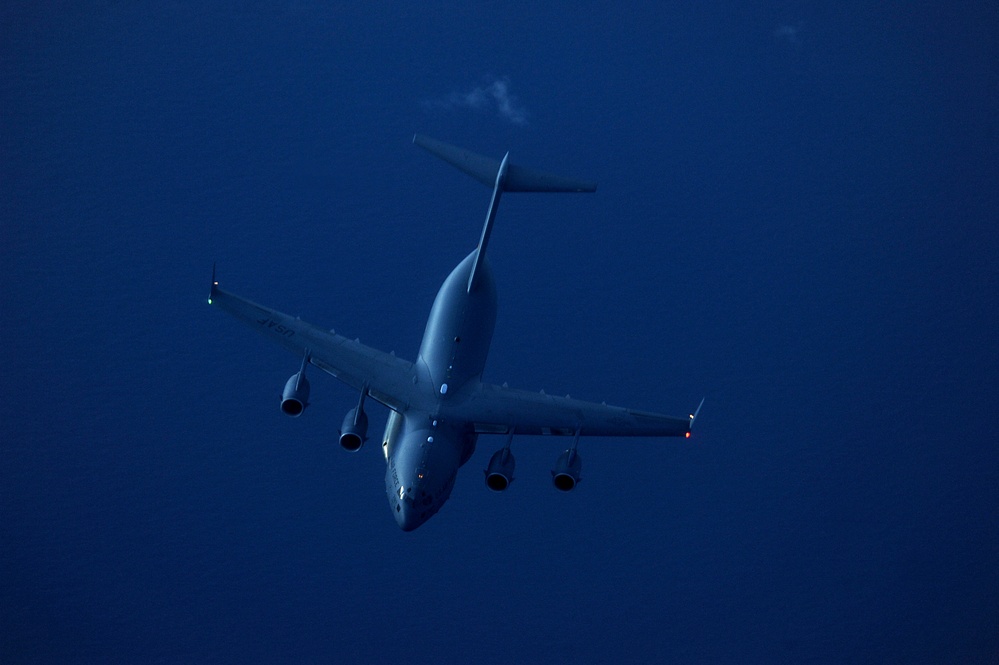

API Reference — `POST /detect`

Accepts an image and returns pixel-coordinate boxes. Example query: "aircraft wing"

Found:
[455,382,693,438]
[209,283,418,411]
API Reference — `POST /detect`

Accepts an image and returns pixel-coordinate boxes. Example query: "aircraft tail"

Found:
[412,134,597,193]
[413,134,596,292]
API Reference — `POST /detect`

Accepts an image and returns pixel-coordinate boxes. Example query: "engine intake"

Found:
[551,449,581,491]
[484,448,515,491]
[281,371,310,417]
[339,407,368,452]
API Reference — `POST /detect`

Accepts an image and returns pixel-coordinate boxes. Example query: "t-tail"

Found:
[413,134,596,293]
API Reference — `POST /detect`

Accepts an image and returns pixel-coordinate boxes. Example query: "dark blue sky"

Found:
[3,3,997,663]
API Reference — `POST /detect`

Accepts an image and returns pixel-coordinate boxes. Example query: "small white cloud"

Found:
[774,22,804,47]
[423,77,529,125]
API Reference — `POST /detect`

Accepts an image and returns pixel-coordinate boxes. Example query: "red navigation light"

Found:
[685,432,691,439]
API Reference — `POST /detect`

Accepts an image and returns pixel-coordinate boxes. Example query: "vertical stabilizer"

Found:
[413,134,597,292]
[466,151,509,293]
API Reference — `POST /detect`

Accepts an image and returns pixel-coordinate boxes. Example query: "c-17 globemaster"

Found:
[209,135,703,531]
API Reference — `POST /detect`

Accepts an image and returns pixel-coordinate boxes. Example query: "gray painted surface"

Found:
[210,138,692,530]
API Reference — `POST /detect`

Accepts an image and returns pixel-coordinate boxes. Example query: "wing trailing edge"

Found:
[457,382,692,438]
[208,273,419,412]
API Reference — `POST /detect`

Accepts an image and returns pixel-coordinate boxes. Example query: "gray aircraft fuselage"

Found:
[384,251,497,530]
[208,135,698,532]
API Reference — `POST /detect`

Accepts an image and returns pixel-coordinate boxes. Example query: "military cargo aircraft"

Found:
[209,135,702,530]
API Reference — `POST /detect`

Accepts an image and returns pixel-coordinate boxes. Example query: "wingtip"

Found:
[208,263,219,304]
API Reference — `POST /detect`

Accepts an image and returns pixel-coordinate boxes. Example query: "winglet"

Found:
[208,263,219,305]
[688,397,705,432]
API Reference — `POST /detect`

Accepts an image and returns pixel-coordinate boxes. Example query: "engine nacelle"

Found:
[551,449,582,492]
[339,407,368,452]
[484,448,515,492]
[281,372,310,417]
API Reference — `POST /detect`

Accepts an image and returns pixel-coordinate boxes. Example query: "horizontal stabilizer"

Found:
[505,164,597,192]
[413,134,596,192]
[413,134,499,187]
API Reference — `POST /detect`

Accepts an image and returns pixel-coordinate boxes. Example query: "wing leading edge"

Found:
[208,281,418,411]
[454,382,693,438]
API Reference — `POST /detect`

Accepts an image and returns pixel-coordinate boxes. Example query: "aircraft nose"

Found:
[394,501,422,532]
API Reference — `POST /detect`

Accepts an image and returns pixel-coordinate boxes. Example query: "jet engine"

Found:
[339,407,368,452]
[484,447,515,491]
[551,449,582,491]
[281,371,310,416]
